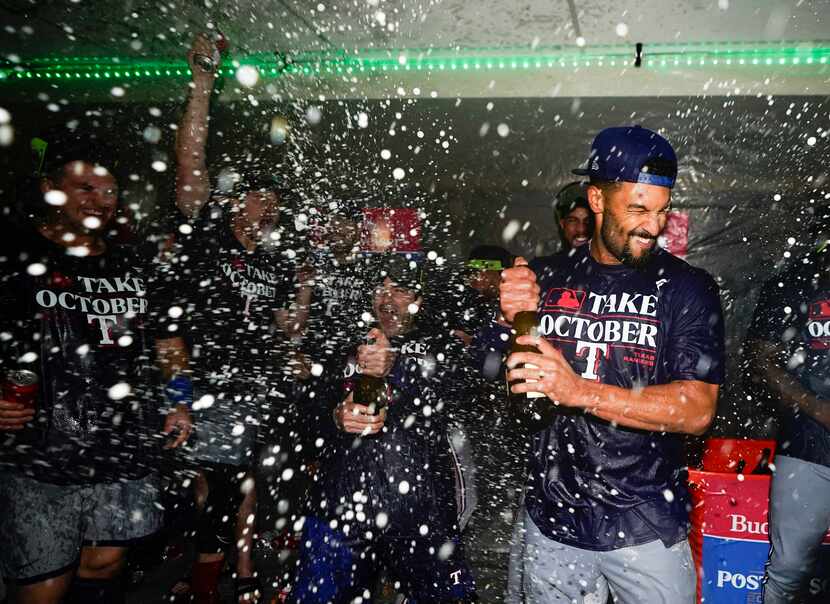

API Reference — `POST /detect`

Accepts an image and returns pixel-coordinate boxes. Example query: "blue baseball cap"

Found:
[572,125,678,189]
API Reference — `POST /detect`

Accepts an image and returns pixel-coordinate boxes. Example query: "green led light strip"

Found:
[2,41,829,83]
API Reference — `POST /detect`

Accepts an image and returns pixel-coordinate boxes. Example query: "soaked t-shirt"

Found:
[525,244,724,551]
[748,256,830,467]
[0,224,161,484]
[311,322,474,539]
[155,203,295,464]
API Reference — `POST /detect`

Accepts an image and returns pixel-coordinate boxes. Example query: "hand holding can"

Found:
[189,31,227,75]
[0,369,38,431]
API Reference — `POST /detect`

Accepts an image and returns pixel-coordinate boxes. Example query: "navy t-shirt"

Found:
[747,257,830,467]
[154,203,295,463]
[525,244,724,550]
[310,322,473,540]
[0,223,162,484]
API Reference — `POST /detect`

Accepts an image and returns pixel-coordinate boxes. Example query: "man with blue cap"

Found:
[500,126,725,602]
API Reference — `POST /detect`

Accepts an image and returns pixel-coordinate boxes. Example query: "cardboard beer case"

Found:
[688,439,830,603]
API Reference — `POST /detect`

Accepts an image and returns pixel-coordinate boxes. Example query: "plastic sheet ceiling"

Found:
[2,1,829,101]
[1,0,828,57]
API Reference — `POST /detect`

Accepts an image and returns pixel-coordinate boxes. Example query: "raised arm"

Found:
[175,34,218,218]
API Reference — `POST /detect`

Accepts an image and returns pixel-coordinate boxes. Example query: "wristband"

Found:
[165,375,193,409]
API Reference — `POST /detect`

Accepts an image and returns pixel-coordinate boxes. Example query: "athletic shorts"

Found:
[288,515,476,604]
[0,472,162,584]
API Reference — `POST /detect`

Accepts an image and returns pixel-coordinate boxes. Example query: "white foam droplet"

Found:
[143,126,161,144]
[26,262,47,276]
[807,136,817,146]
[151,160,167,172]
[236,65,259,88]
[193,394,215,410]
[178,223,193,235]
[168,306,183,319]
[380,149,392,160]
[615,23,629,37]
[357,112,369,128]
[392,167,405,180]
[376,512,389,528]
[0,124,13,147]
[108,382,131,400]
[306,105,322,125]
[117,335,133,347]
[110,86,125,97]
[497,123,510,138]
[232,424,245,436]
[44,190,67,206]
[398,480,410,494]
[82,216,102,229]
[438,541,455,560]
[281,467,294,481]
[502,220,521,242]
[0,107,10,124]
[311,363,324,377]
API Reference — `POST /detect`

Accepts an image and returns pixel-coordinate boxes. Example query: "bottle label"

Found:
[523,363,545,399]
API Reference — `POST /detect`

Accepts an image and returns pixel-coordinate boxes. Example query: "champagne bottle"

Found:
[507,311,556,433]
[354,374,387,416]
[354,335,389,417]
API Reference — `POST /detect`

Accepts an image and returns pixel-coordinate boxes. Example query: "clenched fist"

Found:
[499,256,540,323]
[356,328,397,378]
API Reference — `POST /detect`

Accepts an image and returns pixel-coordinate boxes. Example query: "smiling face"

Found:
[372,277,421,338]
[588,181,671,269]
[42,161,118,232]
[559,206,592,249]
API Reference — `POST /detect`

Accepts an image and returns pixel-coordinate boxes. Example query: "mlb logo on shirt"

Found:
[809,300,830,319]
[544,288,585,311]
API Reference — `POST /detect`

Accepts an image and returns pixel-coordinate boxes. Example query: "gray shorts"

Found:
[0,472,162,584]
[508,506,696,603]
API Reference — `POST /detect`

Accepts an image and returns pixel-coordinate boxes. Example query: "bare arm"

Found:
[155,335,193,448]
[175,34,217,219]
[508,335,718,435]
[575,379,718,435]
[746,337,830,431]
[275,265,314,338]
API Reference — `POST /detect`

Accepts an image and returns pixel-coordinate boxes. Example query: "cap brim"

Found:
[571,168,589,176]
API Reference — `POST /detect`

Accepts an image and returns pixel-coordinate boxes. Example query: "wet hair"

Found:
[17,130,121,222]
[555,182,592,221]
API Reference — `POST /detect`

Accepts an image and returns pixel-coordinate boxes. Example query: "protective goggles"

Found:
[466,259,504,271]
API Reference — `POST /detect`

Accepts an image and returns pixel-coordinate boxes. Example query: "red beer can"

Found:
[193,30,228,74]
[3,369,39,410]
